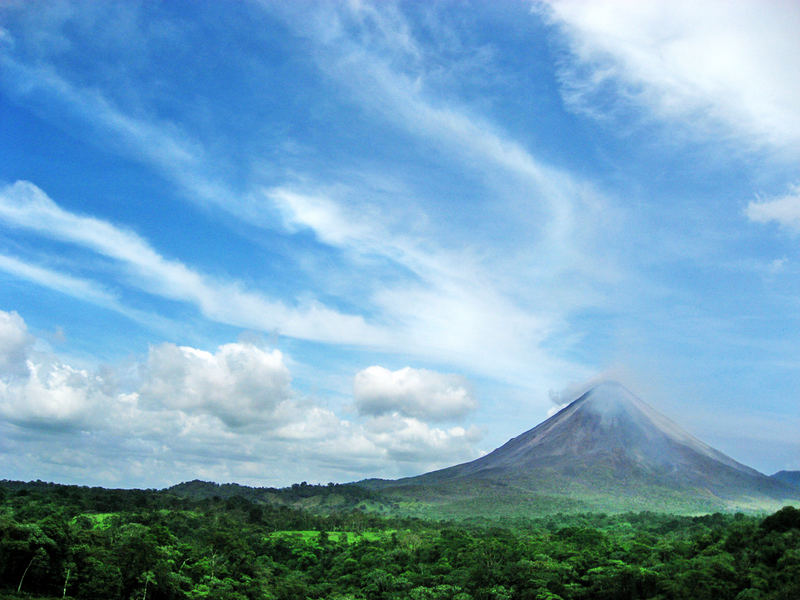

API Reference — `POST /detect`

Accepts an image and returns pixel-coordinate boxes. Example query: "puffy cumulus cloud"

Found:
[271,404,344,441]
[0,309,118,430]
[139,342,292,428]
[0,360,125,431]
[307,414,483,479]
[746,184,800,231]
[0,309,483,486]
[354,365,477,421]
[0,309,33,377]
[363,414,482,465]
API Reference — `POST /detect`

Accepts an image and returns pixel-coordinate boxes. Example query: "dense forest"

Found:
[1,480,799,600]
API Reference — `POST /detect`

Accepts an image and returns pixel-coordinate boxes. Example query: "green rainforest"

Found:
[1,481,799,600]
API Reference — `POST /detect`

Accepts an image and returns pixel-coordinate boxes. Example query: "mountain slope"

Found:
[363,382,799,516]
[771,471,800,489]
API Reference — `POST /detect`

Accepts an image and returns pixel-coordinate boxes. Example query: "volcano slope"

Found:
[362,382,799,516]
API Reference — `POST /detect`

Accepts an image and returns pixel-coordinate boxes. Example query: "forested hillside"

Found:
[1,480,799,600]
[167,480,392,514]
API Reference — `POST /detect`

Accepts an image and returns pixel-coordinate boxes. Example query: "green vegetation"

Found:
[167,480,393,514]
[268,530,393,545]
[365,472,796,519]
[2,480,800,599]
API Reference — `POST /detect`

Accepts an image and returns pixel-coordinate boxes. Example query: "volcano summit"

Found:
[364,382,799,515]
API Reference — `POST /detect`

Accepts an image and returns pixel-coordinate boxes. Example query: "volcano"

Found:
[364,382,799,515]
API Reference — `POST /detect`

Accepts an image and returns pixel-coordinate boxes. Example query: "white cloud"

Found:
[0,309,482,485]
[746,184,800,231]
[354,365,476,421]
[768,257,788,274]
[0,253,119,307]
[362,413,482,465]
[0,310,33,377]
[139,342,291,429]
[0,311,122,430]
[270,187,373,248]
[543,0,800,154]
[0,360,123,431]
[0,253,178,334]
[0,180,385,346]
[546,402,568,418]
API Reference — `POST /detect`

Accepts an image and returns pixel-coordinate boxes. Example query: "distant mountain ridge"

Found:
[363,382,799,516]
[772,471,800,489]
[166,479,385,513]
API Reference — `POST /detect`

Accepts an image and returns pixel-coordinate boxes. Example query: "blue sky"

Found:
[1,0,798,487]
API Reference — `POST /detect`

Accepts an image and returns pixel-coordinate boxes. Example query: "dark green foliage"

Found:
[761,506,800,533]
[0,480,799,599]
[167,479,386,513]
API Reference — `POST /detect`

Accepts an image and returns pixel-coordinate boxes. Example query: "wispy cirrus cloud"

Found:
[0,0,614,391]
[257,1,625,386]
[542,0,800,155]
[0,2,637,407]
[0,181,385,346]
[0,53,212,189]
[277,1,607,246]
[1,179,583,390]
[0,253,120,311]
[0,15,255,220]
[746,184,800,232]
[269,183,586,388]
[0,252,179,334]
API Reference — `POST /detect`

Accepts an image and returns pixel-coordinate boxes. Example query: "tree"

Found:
[17,547,47,593]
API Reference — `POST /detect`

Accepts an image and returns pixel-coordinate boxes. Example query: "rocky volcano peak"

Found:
[520,380,755,474]
[366,380,800,513]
